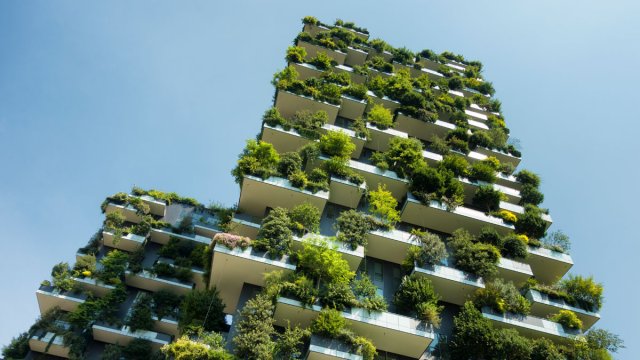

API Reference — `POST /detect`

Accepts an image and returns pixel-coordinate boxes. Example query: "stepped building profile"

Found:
[4,16,617,360]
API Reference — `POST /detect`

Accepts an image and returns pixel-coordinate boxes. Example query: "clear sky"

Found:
[0,0,638,357]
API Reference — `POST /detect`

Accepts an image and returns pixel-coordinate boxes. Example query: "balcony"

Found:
[297,40,347,65]
[334,64,367,84]
[104,202,143,223]
[125,269,194,296]
[339,94,367,121]
[138,195,166,217]
[192,211,225,238]
[366,91,400,113]
[481,307,581,344]
[365,47,393,62]
[302,23,331,38]
[497,257,533,285]
[102,230,146,252]
[524,246,573,284]
[73,277,116,297]
[495,172,522,191]
[458,178,521,205]
[229,213,261,239]
[149,227,213,246]
[394,112,455,142]
[401,194,515,236]
[292,62,324,80]
[474,147,521,168]
[293,233,364,271]
[275,90,340,124]
[29,332,70,358]
[36,285,87,314]
[156,257,207,291]
[261,123,364,159]
[209,244,296,313]
[412,263,485,306]
[342,46,367,68]
[307,335,363,360]
[152,314,180,337]
[364,123,408,152]
[525,289,600,331]
[329,176,366,209]
[274,297,435,358]
[92,323,172,352]
[238,175,329,218]
[365,227,416,265]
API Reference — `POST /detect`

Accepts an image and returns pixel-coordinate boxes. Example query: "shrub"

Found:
[278,152,303,177]
[540,230,571,253]
[302,16,319,25]
[367,103,393,129]
[408,229,447,266]
[179,288,226,332]
[233,294,275,360]
[531,338,564,360]
[291,110,328,139]
[520,184,544,206]
[428,134,450,155]
[448,137,470,154]
[127,294,154,332]
[97,250,129,285]
[392,46,415,65]
[51,262,74,292]
[501,234,529,259]
[122,339,153,360]
[585,329,625,354]
[321,282,356,310]
[439,155,469,177]
[473,185,504,212]
[394,274,442,326]
[297,238,354,286]
[561,275,603,312]
[232,140,280,183]
[161,332,234,360]
[352,336,377,360]
[288,170,308,189]
[2,332,29,359]
[320,130,356,159]
[286,45,307,63]
[477,226,503,247]
[550,310,583,330]
[496,209,518,224]
[311,308,346,337]
[468,162,496,183]
[383,137,425,178]
[352,275,387,312]
[152,290,182,320]
[310,51,335,70]
[474,279,531,315]
[368,184,400,226]
[289,203,321,234]
[336,210,371,249]
[516,170,541,187]
[515,206,547,239]
[450,229,500,279]
[343,84,369,101]
[370,151,388,170]
[256,208,293,258]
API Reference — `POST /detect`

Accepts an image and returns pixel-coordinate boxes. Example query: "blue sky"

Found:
[0,0,637,357]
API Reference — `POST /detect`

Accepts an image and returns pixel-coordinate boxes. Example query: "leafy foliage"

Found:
[368,184,400,226]
[232,140,280,183]
[474,279,531,315]
[367,103,393,129]
[233,294,275,360]
[336,210,372,249]
[255,208,293,258]
[178,288,226,332]
[393,274,442,327]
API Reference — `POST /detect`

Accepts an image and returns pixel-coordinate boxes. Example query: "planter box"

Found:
[104,203,143,224]
[524,246,573,285]
[275,90,340,124]
[228,213,261,239]
[366,91,401,113]
[92,323,171,352]
[334,64,367,84]
[344,46,368,67]
[481,307,581,344]
[365,228,417,265]
[338,94,367,121]
[102,230,146,252]
[497,257,533,286]
[36,285,87,314]
[125,270,194,296]
[29,332,70,358]
[297,40,347,65]
[73,277,116,297]
[328,176,366,209]
[307,335,363,360]
[365,123,408,152]
[149,228,211,246]
[394,112,455,142]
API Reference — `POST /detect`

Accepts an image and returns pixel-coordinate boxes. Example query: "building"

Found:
[5,16,609,360]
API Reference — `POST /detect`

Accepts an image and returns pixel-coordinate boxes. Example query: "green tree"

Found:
[336,210,371,249]
[233,294,275,360]
[319,130,356,159]
[289,203,321,234]
[178,288,226,332]
[286,45,307,63]
[255,207,293,258]
[297,238,355,287]
[368,184,400,226]
[232,139,280,183]
[127,294,154,332]
[367,103,393,129]
[383,137,425,178]
[311,308,346,337]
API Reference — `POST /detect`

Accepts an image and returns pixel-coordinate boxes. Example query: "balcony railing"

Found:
[124,270,194,296]
[92,322,172,352]
[274,89,340,124]
[29,332,70,358]
[497,257,533,285]
[524,246,573,284]
[481,307,581,344]
[274,297,434,358]
[102,230,146,252]
[413,263,484,306]
[526,289,600,331]
[307,334,363,360]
